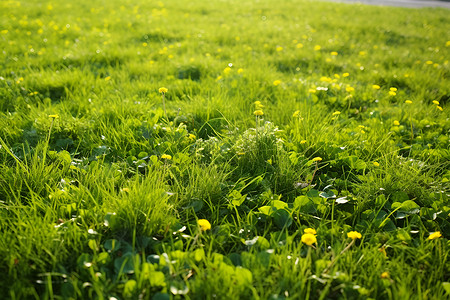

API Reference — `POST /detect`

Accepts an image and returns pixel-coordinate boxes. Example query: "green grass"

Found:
[1,0,449,299]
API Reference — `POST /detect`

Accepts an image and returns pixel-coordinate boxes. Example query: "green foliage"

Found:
[1,0,449,298]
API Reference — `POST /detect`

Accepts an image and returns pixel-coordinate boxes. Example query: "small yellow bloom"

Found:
[300,140,307,144]
[198,219,211,231]
[121,187,130,192]
[372,84,381,90]
[105,76,111,81]
[304,228,317,235]
[314,45,321,51]
[237,68,244,74]
[393,120,400,126]
[48,114,59,118]
[425,60,433,65]
[388,91,396,96]
[161,154,172,160]
[312,157,322,162]
[346,86,355,93]
[342,72,350,77]
[373,161,380,167]
[296,43,303,48]
[301,233,317,245]
[308,88,316,94]
[188,134,196,140]
[428,231,442,240]
[292,110,300,118]
[254,110,264,116]
[446,41,450,47]
[273,80,281,86]
[405,100,412,104]
[276,46,283,52]
[347,231,362,240]
[159,87,168,94]
[223,67,232,75]
[330,51,338,56]
[254,101,264,109]
[332,111,341,116]
[380,272,390,279]
[390,87,397,92]
[436,106,443,111]
[432,100,439,105]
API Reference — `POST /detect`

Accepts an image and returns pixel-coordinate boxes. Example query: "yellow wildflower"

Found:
[428,231,442,240]
[161,154,172,160]
[312,157,322,162]
[342,72,350,77]
[393,120,400,126]
[380,272,390,279]
[48,114,59,119]
[347,231,362,240]
[159,87,168,94]
[332,111,341,116]
[292,110,300,117]
[405,100,412,104]
[304,228,317,235]
[301,233,317,246]
[254,101,264,109]
[198,219,211,231]
[346,86,355,93]
[273,80,281,86]
[432,100,439,105]
[389,91,396,96]
[330,51,338,56]
[372,84,381,90]
[314,45,321,51]
[373,161,380,167]
[276,46,283,52]
[300,140,307,144]
[390,87,397,92]
[436,106,443,111]
[254,110,264,116]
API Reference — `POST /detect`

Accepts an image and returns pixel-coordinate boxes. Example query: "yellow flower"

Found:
[342,72,350,77]
[428,231,442,240]
[314,45,321,51]
[347,231,362,240]
[121,187,130,193]
[237,68,244,74]
[312,157,322,162]
[330,51,338,56]
[161,154,172,160]
[304,228,317,235]
[276,46,283,52]
[105,76,111,81]
[301,233,317,245]
[292,110,300,117]
[308,88,316,94]
[223,67,232,75]
[198,219,211,231]
[254,101,264,109]
[273,80,281,86]
[432,100,439,105]
[332,111,341,116]
[372,84,381,90]
[300,140,307,144]
[254,110,264,116]
[346,86,355,93]
[390,87,397,92]
[405,100,412,104]
[48,114,59,118]
[373,161,380,167]
[425,60,433,65]
[159,87,168,94]
[380,272,390,279]
[388,91,396,96]
[393,120,400,126]
[296,43,303,48]
[436,106,443,111]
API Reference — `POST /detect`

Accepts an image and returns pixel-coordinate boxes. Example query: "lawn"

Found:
[0,0,449,299]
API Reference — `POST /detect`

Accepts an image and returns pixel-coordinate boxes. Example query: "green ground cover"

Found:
[1,0,449,299]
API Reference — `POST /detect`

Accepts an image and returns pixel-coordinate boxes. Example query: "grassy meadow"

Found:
[1,0,449,298]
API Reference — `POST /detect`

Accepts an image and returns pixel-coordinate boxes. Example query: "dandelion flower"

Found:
[159,87,168,94]
[347,231,362,240]
[198,219,211,231]
[304,228,317,235]
[388,91,396,96]
[314,45,321,51]
[373,161,380,167]
[342,72,350,77]
[312,157,322,162]
[48,114,59,118]
[301,233,317,245]
[425,60,433,65]
[276,46,283,52]
[161,154,172,160]
[332,111,341,116]
[254,110,264,116]
[428,231,442,240]
[393,120,400,126]
[436,106,443,111]
[380,272,390,279]
[346,86,355,93]
[296,43,303,48]
[292,110,300,117]
[223,67,232,75]
[372,84,381,90]
[254,101,264,109]
[432,100,439,105]
[405,100,412,104]
[273,80,281,86]
[300,140,307,144]
[390,87,397,92]
[237,68,244,74]
[330,51,338,56]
